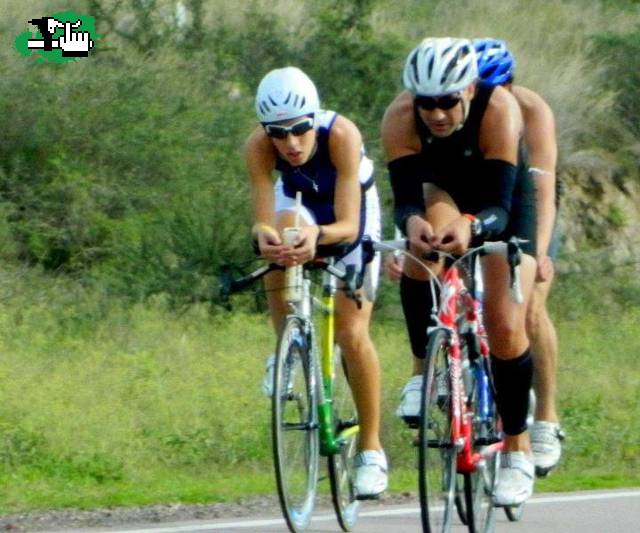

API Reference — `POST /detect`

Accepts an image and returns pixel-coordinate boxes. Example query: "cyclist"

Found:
[382,37,537,506]
[246,66,387,498]
[474,37,564,476]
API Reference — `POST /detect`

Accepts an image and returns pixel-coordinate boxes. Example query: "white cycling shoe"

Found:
[354,450,388,500]
[395,375,423,422]
[493,451,535,507]
[530,421,565,476]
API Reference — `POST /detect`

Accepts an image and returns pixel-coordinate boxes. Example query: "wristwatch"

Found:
[463,213,483,239]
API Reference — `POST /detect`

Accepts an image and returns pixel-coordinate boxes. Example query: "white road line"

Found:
[109,489,640,532]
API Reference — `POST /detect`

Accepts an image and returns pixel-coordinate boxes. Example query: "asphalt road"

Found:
[57,488,640,533]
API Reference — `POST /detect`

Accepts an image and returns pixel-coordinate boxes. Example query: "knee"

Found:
[335,326,360,353]
[526,294,550,339]
[335,326,370,357]
[526,305,542,338]
[486,317,525,356]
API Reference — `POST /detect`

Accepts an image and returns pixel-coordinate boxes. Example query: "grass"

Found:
[1,263,640,515]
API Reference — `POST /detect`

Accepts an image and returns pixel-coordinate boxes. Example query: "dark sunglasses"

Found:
[264,117,315,139]
[415,93,462,111]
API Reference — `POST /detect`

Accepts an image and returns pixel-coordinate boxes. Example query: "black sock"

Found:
[491,349,533,435]
[400,275,437,359]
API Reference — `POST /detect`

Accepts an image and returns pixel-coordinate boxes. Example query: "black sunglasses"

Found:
[264,117,315,139]
[415,94,462,111]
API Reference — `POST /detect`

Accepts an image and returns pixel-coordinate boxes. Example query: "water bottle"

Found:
[282,227,302,302]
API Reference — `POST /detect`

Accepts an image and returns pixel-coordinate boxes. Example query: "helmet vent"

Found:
[410,52,420,83]
[427,55,434,79]
[457,64,470,83]
[441,58,456,85]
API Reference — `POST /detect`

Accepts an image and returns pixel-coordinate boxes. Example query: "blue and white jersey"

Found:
[275,110,374,225]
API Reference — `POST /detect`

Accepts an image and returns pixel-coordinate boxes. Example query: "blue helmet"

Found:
[473,38,515,86]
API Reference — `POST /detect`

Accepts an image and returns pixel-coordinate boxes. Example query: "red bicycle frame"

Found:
[432,261,503,475]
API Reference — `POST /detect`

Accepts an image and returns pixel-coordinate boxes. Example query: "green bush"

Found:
[592,28,640,140]
[0,0,639,304]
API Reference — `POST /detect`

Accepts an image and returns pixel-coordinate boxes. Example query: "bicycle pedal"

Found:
[475,436,501,446]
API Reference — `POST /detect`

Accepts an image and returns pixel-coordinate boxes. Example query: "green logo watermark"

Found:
[15,11,98,63]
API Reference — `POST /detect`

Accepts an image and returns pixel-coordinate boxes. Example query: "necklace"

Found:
[293,140,320,193]
[294,167,319,193]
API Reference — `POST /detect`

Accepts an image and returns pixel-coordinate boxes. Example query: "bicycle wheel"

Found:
[328,345,360,531]
[418,329,456,533]
[454,475,468,525]
[463,360,499,533]
[272,316,319,533]
[463,452,498,533]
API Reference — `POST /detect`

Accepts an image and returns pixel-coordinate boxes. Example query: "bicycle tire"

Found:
[463,356,499,533]
[328,345,360,531]
[463,453,498,533]
[272,316,319,533]
[454,475,468,525]
[418,328,457,533]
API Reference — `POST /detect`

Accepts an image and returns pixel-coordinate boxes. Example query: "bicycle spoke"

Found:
[273,317,319,532]
[419,329,456,533]
[328,346,361,531]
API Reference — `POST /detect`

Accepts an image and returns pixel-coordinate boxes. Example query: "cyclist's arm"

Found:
[382,91,426,233]
[245,127,280,241]
[474,86,523,239]
[514,86,557,259]
[325,115,362,245]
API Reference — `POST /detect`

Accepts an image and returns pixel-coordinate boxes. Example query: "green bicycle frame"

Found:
[315,270,360,456]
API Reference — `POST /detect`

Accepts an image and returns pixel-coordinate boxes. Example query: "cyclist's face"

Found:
[417,84,475,138]
[266,116,317,167]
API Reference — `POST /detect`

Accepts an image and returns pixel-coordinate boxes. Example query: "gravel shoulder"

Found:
[0,492,418,531]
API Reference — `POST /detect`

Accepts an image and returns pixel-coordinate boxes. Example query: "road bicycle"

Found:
[220,246,363,533]
[365,236,526,533]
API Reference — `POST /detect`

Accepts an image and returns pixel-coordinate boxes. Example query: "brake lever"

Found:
[507,237,524,304]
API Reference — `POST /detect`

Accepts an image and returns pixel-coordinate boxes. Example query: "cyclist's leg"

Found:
[335,290,388,498]
[481,252,536,450]
[335,294,380,451]
[334,185,382,449]
[482,251,537,506]
[334,187,387,498]
[527,225,564,474]
[527,270,559,424]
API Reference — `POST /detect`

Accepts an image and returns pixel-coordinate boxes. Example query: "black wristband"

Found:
[316,225,324,246]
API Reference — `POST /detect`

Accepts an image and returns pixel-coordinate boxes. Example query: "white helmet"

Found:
[403,37,478,96]
[255,67,320,123]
